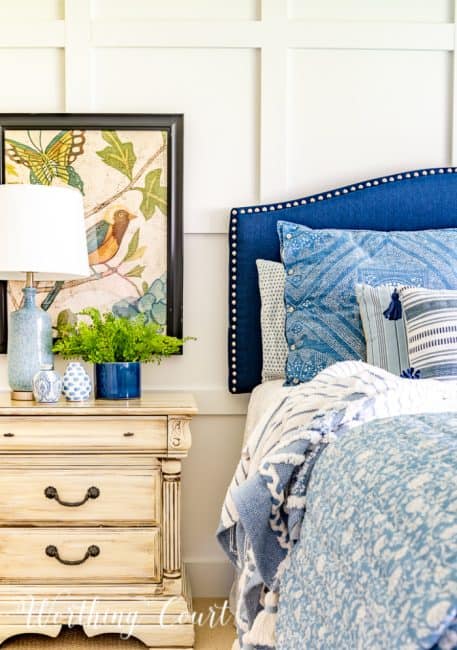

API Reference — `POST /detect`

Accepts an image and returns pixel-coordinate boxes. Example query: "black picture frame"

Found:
[0,113,184,354]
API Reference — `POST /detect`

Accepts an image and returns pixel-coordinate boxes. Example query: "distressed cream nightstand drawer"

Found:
[0,528,161,584]
[0,467,161,525]
[0,417,167,451]
[0,392,197,648]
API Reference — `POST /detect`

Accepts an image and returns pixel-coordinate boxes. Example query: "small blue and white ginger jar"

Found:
[62,362,91,401]
[32,365,62,403]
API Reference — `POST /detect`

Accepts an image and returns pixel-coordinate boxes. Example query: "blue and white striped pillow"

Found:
[356,284,410,376]
[401,287,457,380]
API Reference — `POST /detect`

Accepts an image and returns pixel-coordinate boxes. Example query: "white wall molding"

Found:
[0,21,64,48]
[92,20,264,48]
[287,21,454,51]
[452,0,457,165]
[91,20,454,52]
[64,0,92,112]
[89,10,456,230]
[259,0,288,202]
[0,8,454,232]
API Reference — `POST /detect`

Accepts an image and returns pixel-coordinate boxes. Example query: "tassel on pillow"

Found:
[243,590,278,648]
[383,288,402,320]
[401,367,421,379]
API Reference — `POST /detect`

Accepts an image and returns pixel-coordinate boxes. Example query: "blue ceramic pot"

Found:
[95,362,141,400]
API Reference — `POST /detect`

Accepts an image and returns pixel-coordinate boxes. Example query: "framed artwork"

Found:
[0,113,183,354]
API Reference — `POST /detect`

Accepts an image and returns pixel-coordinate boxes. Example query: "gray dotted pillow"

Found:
[256,259,287,382]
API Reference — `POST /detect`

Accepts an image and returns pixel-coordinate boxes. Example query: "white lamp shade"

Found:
[0,184,90,280]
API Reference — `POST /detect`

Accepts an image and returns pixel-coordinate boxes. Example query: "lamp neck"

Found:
[22,287,37,308]
[25,272,34,288]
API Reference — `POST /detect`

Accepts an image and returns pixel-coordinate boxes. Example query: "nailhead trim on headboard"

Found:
[228,166,457,393]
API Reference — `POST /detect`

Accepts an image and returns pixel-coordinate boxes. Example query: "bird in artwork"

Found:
[86,205,137,267]
[41,205,136,311]
[40,205,137,313]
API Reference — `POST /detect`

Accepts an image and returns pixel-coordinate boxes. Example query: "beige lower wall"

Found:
[182,415,245,596]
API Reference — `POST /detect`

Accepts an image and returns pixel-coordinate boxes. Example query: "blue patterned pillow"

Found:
[278,221,457,384]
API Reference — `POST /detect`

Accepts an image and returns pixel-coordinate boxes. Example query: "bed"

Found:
[218,168,457,650]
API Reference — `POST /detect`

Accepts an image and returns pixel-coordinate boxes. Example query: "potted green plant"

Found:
[53,308,189,400]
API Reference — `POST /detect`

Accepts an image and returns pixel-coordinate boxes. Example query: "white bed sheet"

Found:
[230,380,295,622]
[243,379,295,444]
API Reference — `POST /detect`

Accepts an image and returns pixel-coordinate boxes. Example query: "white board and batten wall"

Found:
[0,0,454,596]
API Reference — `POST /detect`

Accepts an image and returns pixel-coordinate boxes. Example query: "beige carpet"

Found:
[1,599,236,650]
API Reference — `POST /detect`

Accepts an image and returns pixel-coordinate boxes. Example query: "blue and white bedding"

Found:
[217,361,457,650]
[278,412,457,650]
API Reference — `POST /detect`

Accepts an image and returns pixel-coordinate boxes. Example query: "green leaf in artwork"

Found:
[136,168,167,220]
[96,131,136,180]
[122,228,139,262]
[122,228,147,263]
[142,281,149,294]
[125,264,146,278]
[67,165,85,194]
[56,308,77,333]
[128,246,146,262]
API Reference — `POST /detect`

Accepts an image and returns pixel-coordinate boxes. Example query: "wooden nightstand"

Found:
[0,392,197,649]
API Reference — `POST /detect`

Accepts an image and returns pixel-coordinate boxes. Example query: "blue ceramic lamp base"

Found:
[8,287,53,401]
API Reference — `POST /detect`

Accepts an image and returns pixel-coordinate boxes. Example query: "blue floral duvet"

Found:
[277,412,457,650]
[219,362,457,650]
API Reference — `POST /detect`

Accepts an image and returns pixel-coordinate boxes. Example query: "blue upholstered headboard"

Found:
[228,167,457,393]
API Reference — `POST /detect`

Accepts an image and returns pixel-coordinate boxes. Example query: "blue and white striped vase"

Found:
[62,362,92,401]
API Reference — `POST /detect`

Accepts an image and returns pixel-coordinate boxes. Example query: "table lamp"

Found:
[0,184,90,400]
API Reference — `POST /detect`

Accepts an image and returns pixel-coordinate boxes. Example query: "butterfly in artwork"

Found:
[5,130,86,194]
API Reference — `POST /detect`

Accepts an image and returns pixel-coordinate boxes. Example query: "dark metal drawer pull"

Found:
[123,432,135,437]
[3,432,14,437]
[45,544,100,566]
[44,485,100,507]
